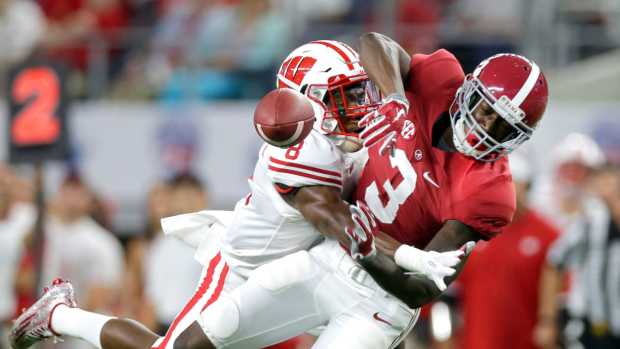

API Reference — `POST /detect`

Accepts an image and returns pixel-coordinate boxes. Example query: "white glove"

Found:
[394,245,466,291]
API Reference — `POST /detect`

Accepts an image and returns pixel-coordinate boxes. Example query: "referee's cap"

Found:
[552,133,606,169]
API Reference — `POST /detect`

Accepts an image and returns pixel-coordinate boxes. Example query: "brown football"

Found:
[253,88,315,148]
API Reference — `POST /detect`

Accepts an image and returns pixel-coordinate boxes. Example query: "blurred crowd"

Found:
[1,0,620,99]
[0,169,207,349]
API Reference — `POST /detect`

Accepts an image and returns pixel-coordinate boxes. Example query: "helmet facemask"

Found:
[449,75,535,161]
[306,74,381,152]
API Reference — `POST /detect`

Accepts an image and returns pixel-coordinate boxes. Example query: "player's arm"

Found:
[359,32,410,97]
[279,185,375,259]
[358,33,412,150]
[360,220,479,308]
[423,220,482,285]
[283,185,356,248]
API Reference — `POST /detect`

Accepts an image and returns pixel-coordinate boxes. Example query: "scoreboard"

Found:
[7,61,70,163]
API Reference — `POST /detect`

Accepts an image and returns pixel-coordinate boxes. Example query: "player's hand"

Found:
[358,94,409,154]
[343,201,378,261]
[394,245,467,291]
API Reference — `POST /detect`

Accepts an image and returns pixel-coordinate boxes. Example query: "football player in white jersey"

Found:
[11,41,462,349]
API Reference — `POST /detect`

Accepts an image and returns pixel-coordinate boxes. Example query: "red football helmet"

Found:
[449,53,549,161]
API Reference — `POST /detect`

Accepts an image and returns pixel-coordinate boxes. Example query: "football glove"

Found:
[343,201,378,261]
[394,242,473,291]
[358,94,410,154]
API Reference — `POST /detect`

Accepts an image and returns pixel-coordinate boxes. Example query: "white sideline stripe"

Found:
[512,61,540,106]
[256,121,305,147]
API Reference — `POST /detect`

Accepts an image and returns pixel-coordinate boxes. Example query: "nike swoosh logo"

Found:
[373,312,392,326]
[423,171,440,188]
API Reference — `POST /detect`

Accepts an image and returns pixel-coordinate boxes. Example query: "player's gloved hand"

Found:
[394,243,472,291]
[343,201,379,261]
[358,94,410,154]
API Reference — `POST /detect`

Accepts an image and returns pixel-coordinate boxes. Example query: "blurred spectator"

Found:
[396,0,443,54]
[454,152,560,349]
[444,0,523,72]
[123,182,171,331]
[0,166,35,349]
[42,173,124,349]
[125,174,205,334]
[151,0,291,101]
[592,120,620,166]
[39,0,129,87]
[143,173,205,332]
[0,0,44,77]
[531,133,606,230]
[536,164,620,349]
[556,0,620,59]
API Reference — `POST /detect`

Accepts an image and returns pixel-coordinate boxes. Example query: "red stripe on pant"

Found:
[153,253,222,349]
[201,264,229,311]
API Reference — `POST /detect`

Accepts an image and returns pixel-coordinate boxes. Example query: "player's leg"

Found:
[198,251,329,348]
[11,252,231,349]
[310,304,419,349]
[308,240,421,349]
[9,278,133,349]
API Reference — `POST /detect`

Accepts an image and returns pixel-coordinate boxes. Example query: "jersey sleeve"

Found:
[264,132,344,191]
[452,176,516,239]
[405,49,464,101]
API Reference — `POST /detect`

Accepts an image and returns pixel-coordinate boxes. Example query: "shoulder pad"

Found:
[265,131,344,190]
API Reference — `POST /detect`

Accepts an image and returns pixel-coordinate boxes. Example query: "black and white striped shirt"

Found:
[548,196,620,335]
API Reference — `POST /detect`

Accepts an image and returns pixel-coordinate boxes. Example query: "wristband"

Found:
[385,93,409,107]
[394,244,423,271]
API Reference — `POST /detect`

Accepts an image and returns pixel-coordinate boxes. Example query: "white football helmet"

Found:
[276,40,381,151]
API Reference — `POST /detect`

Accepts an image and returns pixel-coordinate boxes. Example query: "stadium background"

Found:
[1,0,620,349]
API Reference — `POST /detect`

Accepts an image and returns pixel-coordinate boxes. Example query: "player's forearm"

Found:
[359,32,410,97]
[423,220,479,286]
[291,186,356,247]
[301,200,356,246]
[360,252,440,308]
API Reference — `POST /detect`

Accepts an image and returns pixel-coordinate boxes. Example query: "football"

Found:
[253,88,316,148]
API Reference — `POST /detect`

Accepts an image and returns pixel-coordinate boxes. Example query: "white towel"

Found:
[161,210,235,266]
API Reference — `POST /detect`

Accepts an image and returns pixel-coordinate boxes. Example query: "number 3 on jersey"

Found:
[364,149,417,223]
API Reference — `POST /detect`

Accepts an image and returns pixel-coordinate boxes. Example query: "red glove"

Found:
[358,94,410,154]
[343,201,379,260]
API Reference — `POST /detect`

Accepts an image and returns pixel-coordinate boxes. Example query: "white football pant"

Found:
[199,239,420,349]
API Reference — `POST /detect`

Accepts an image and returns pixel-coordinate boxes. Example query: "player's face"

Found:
[471,100,516,143]
[330,82,369,134]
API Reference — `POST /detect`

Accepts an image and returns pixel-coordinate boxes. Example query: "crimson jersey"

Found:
[353,49,516,247]
[458,209,559,349]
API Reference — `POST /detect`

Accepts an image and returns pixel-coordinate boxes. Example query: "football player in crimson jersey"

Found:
[10,41,463,349]
[354,32,549,306]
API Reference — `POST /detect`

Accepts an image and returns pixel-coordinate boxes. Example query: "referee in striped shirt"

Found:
[537,164,620,349]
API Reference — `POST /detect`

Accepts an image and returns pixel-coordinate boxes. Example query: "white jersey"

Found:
[219,130,353,278]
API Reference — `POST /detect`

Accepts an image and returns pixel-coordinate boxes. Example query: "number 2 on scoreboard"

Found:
[11,67,61,146]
